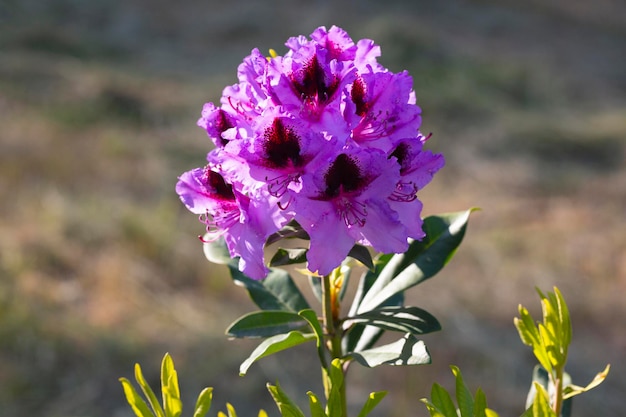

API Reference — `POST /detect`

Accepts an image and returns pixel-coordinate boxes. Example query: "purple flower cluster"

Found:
[176,26,444,279]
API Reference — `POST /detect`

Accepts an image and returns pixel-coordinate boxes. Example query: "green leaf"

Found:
[226,311,308,338]
[563,364,610,400]
[345,306,441,336]
[530,382,557,417]
[267,382,307,417]
[265,220,310,246]
[429,383,456,417]
[344,254,403,353]
[239,331,316,375]
[161,354,182,417]
[299,309,327,368]
[269,248,308,267]
[349,334,431,367]
[327,359,345,417]
[357,209,474,313]
[203,236,235,265]
[451,366,473,417]
[225,403,238,417]
[307,391,328,417]
[120,377,155,417]
[229,267,310,312]
[347,244,374,271]
[474,388,488,417]
[193,388,213,417]
[134,363,166,417]
[356,391,387,417]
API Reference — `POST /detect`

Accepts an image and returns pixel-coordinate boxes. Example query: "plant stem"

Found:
[322,271,348,417]
[553,365,564,416]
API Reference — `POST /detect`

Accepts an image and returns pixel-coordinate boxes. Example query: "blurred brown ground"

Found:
[1,0,625,416]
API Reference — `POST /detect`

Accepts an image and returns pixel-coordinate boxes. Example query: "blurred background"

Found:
[1,0,625,416]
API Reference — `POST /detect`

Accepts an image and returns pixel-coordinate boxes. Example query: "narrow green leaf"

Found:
[226,311,308,338]
[269,248,308,267]
[474,388,488,417]
[345,306,441,336]
[120,377,155,417]
[327,359,345,416]
[349,334,431,367]
[265,220,310,246]
[225,403,237,417]
[229,267,310,312]
[299,310,327,367]
[357,209,474,313]
[193,388,213,417]
[420,398,447,417]
[161,354,182,417]
[348,244,374,271]
[307,391,328,417]
[429,383,456,417]
[451,366,473,417]
[356,391,387,417]
[239,331,316,375]
[134,363,165,417]
[554,288,572,348]
[267,382,307,417]
[563,364,610,399]
[530,382,557,417]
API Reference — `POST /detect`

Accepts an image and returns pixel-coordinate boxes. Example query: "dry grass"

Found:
[1,1,625,416]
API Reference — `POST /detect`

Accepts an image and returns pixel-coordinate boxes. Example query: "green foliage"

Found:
[120,354,267,417]
[215,209,474,377]
[514,287,610,416]
[348,334,431,367]
[119,353,211,417]
[266,359,386,417]
[421,366,499,417]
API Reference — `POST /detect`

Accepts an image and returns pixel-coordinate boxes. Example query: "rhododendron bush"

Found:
[121,26,608,417]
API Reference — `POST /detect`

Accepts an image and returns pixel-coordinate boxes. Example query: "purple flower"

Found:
[177,26,444,279]
[176,166,282,279]
[292,145,410,275]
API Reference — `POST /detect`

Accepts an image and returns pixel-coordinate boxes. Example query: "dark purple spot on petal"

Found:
[291,54,339,105]
[351,77,368,117]
[263,118,303,168]
[203,168,235,201]
[390,142,411,174]
[324,154,365,197]
[214,109,234,146]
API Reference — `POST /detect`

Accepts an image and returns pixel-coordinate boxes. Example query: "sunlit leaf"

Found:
[267,382,306,417]
[349,334,431,367]
[265,220,310,246]
[563,364,610,400]
[161,354,182,417]
[229,267,310,312]
[120,377,155,417]
[269,248,308,267]
[193,388,213,417]
[299,309,327,367]
[327,359,345,417]
[239,331,316,375]
[451,365,473,417]
[429,383,456,417]
[226,311,308,338]
[356,391,387,417]
[347,244,374,271]
[307,391,327,417]
[357,209,474,313]
[134,363,165,417]
[345,306,441,336]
